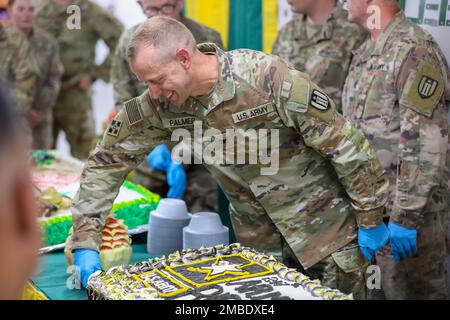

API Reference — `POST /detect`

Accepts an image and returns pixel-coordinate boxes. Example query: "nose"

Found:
[148,84,162,99]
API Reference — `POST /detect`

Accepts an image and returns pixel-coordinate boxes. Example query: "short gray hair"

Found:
[127,16,197,63]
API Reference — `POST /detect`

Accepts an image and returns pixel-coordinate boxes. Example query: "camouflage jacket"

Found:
[111,15,223,108]
[72,44,388,269]
[0,24,39,113]
[272,3,366,113]
[36,0,123,88]
[21,26,64,111]
[342,12,450,229]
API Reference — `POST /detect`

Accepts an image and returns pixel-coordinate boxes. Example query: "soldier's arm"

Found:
[11,35,39,113]
[71,92,170,251]
[390,45,449,229]
[272,65,388,228]
[36,37,64,109]
[271,22,290,56]
[111,30,141,109]
[92,5,124,83]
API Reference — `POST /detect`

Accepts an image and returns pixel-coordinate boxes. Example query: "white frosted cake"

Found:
[87,243,352,300]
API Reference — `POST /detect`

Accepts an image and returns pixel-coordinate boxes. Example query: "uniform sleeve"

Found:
[71,92,171,251]
[92,5,124,83]
[35,38,63,109]
[111,30,142,109]
[210,30,224,50]
[269,61,388,228]
[271,28,285,56]
[11,36,39,113]
[391,45,449,229]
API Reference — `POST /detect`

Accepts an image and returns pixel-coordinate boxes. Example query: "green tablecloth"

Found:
[32,241,155,300]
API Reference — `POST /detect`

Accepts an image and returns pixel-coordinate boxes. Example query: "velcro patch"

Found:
[163,117,196,128]
[309,89,330,111]
[402,61,444,117]
[232,103,274,123]
[125,98,143,126]
[106,120,122,137]
[317,49,343,59]
[281,81,293,99]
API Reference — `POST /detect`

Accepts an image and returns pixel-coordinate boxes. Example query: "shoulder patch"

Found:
[124,98,143,126]
[310,89,330,111]
[401,61,444,117]
[102,111,132,147]
[106,119,122,137]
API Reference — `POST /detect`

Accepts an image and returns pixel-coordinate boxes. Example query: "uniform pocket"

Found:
[331,243,367,274]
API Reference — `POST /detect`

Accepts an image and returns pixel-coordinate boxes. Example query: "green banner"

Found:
[228,0,263,50]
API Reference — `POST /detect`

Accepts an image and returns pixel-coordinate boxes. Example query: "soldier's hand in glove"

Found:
[166,161,186,199]
[388,222,417,262]
[73,249,101,288]
[146,144,186,199]
[358,223,390,262]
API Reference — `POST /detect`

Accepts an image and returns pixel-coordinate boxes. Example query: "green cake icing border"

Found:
[40,181,160,248]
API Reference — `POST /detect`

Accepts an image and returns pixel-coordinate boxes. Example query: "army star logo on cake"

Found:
[166,254,273,286]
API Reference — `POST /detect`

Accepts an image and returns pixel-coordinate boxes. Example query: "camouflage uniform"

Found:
[72,43,389,298]
[272,3,366,113]
[36,0,123,159]
[0,23,38,115]
[111,16,223,213]
[342,12,450,299]
[14,26,64,150]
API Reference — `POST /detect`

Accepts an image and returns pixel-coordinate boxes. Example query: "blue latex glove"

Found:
[146,144,186,199]
[146,144,172,172]
[73,249,101,288]
[166,161,186,199]
[358,223,390,262]
[388,222,417,262]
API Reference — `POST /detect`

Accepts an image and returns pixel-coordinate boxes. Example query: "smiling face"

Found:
[131,44,193,106]
[9,0,37,33]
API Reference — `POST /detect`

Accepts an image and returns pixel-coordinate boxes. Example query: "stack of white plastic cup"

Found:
[147,199,192,255]
[183,212,229,249]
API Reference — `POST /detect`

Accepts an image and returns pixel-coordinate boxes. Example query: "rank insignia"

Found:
[107,120,122,137]
[310,89,329,111]
[418,76,438,99]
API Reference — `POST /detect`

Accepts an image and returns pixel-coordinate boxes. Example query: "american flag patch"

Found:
[125,98,143,126]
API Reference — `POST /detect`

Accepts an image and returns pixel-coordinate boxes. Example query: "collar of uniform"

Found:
[371,11,405,57]
[193,43,235,113]
[293,3,341,46]
[51,0,82,14]
[8,24,34,39]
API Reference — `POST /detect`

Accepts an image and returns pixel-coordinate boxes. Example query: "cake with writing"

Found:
[87,243,352,300]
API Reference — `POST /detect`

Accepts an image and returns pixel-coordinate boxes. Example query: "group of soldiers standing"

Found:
[1,0,449,300]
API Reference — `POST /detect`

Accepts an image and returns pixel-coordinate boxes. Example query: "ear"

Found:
[175,48,191,70]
